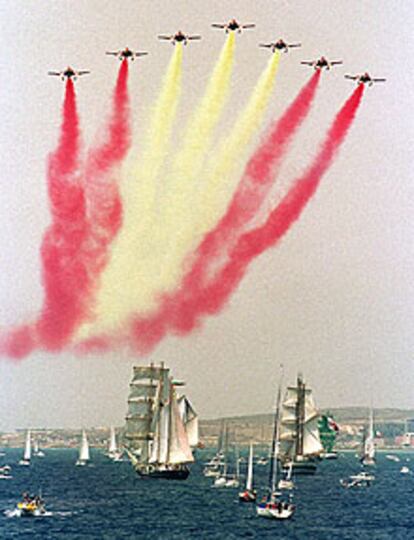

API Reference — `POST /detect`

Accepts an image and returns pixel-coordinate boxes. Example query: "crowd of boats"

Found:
[1,363,412,519]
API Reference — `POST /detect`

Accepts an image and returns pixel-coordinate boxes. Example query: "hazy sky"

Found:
[0,1,413,430]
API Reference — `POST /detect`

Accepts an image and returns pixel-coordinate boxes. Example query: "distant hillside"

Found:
[199,407,414,444]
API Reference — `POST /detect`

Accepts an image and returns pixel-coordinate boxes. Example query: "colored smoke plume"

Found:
[130,84,364,353]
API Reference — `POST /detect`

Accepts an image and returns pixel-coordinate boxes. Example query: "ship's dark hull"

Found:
[135,465,190,480]
[283,459,318,475]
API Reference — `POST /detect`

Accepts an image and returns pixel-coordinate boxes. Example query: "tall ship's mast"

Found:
[360,406,376,466]
[278,373,323,475]
[124,363,196,480]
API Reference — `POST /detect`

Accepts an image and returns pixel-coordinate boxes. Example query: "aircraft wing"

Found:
[187,35,201,40]
[211,24,225,28]
[48,71,61,76]
[301,61,314,66]
[241,24,255,28]
[77,71,90,76]
[344,75,358,80]
[134,52,149,56]
[288,43,302,48]
[106,51,119,56]
[372,78,386,82]
[259,44,272,48]
[331,61,343,65]
[158,35,172,40]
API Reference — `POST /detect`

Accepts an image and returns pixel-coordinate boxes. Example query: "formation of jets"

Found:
[48,19,385,87]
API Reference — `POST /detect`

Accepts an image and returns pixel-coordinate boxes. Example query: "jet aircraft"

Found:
[344,72,386,86]
[301,56,343,70]
[106,47,148,61]
[48,67,90,81]
[259,39,301,53]
[158,31,201,45]
[211,19,255,33]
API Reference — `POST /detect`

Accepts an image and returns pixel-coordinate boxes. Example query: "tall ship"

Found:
[278,373,323,474]
[318,414,339,459]
[124,363,197,480]
[360,406,376,466]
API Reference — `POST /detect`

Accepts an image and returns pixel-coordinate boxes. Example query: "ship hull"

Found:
[135,465,190,480]
[284,459,318,475]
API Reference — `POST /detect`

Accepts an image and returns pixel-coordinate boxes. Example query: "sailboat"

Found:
[19,430,31,466]
[239,443,256,502]
[225,444,240,487]
[257,367,295,520]
[75,430,90,466]
[360,407,375,466]
[107,426,123,461]
[204,421,225,477]
[33,439,45,458]
[124,363,195,480]
[278,373,323,475]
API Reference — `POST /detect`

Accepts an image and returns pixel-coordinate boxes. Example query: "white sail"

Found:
[178,396,199,447]
[108,426,117,454]
[23,430,31,461]
[363,407,375,460]
[169,389,194,464]
[278,376,323,461]
[79,430,90,462]
[246,443,254,491]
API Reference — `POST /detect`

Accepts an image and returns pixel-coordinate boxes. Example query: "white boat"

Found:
[278,462,294,490]
[33,439,45,458]
[239,443,257,502]
[278,374,324,475]
[256,366,295,520]
[400,466,411,474]
[124,363,195,479]
[360,406,376,466]
[19,430,31,466]
[107,426,123,461]
[386,454,400,463]
[340,470,375,488]
[0,465,12,479]
[75,430,90,466]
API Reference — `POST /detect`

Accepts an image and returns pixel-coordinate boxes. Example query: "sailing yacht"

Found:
[204,422,225,477]
[33,439,45,458]
[239,443,256,502]
[225,445,240,487]
[19,430,31,466]
[75,430,90,466]
[124,363,196,480]
[107,426,123,461]
[257,368,295,520]
[278,374,323,475]
[360,407,376,466]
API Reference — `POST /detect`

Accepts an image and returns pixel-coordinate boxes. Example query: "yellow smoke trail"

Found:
[78,46,183,337]
[155,51,280,298]
[108,33,236,314]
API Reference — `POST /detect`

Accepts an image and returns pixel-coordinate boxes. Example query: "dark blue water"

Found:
[0,449,413,539]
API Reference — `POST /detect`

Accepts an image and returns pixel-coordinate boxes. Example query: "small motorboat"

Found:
[400,466,411,475]
[0,465,12,479]
[16,494,46,517]
[257,497,295,520]
[340,471,375,488]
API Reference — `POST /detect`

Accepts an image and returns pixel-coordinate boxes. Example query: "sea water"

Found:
[0,449,413,539]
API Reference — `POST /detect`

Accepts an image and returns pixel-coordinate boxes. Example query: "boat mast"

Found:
[268,366,283,500]
[295,374,305,458]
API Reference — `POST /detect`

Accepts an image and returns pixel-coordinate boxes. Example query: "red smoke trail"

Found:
[83,59,130,279]
[186,70,321,290]
[35,78,89,351]
[1,63,131,360]
[130,84,364,353]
